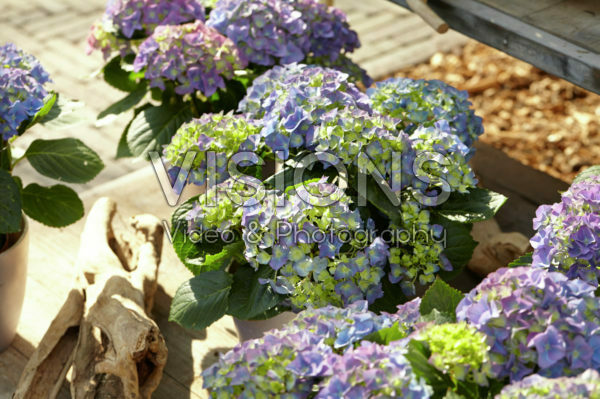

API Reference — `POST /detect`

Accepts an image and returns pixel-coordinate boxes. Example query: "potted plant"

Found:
[165,64,506,340]
[0,43,104,351]
[86,0,369,159]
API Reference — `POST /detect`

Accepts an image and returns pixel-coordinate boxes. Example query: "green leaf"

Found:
[25,138,104,184]
[21,183,84,227]
[420,278,464,321]
[432,214,478,280]
[37,95,89,129]
[169,270,232,330]
[405,340,452,394]
[126,104,192,158]
[419,309,455,325]
[97,85,147,120]
[103,55,143,92]
[228,265,282,320]
[355,175,402,224]
[116,104,151,159]
[573,165,600,184]
[508,252,532,268]
[437,188,507,223]
[363,321,407,345]
[0,169,22,234]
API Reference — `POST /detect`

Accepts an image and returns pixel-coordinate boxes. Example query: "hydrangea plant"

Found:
[496,369,600,399]
[456,266,600,381]
[530,171,600,285]
[0,44,103,246]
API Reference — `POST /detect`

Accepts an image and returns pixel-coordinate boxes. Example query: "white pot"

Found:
[233,311,297,342]
[0,217,29,352]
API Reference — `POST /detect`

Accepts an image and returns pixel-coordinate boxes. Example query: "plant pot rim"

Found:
[0,215,28,256]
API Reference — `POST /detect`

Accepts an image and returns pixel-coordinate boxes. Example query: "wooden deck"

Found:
[389,0,600,94]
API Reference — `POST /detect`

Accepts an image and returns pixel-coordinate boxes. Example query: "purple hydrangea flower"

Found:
[207,0,359,66]
[368,77,484,148]
[0,43,51,140]
[87,0,206,59]
[531,174,600,285]
[239,64,371,159]
[456,266,600,382]
[133,21,247,97]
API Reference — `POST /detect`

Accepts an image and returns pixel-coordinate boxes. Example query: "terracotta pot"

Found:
[233,311,296,342]
[0,217,29,352]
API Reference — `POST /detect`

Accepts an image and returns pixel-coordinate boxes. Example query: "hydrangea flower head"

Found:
[163,113,263,192]
[87,0,206,58]
[207,0,359,66]
[0,43,51,140]
[456,266,600,381]
[317,341,432,399]
[133,21,247,96]
[531,174,600,285]
[496,369,600,399]
[416,322,491,385]
[242,179,388,309]
[368,77,484,147]
[239,64,371,159]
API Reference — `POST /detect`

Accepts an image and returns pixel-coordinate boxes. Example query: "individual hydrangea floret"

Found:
[242,179,388,309]
[531,174,600,285]
[133,21,247,96]
[387,198,451,296]
[410,125,478,197]
[496,369,600,399]
[87,0,206,59]
[317,341,432,399]
[0,43,51,140]
[368,77,484,148]
[415,322,491,385]
[163,113,262,192]
[207,0,359,66]
[239,64,371,159]
[456,266,600,382]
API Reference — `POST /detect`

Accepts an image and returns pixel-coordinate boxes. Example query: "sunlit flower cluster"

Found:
[496,369,600,399]
[163,113,262,192]
[0,43,51,140]
[456,266,600,381]
[242,179,388,309]
[531,174,600,285]
[133,22,247,96]
[368,77,484,148]
[206,0,359,66]
[87,0,206,58]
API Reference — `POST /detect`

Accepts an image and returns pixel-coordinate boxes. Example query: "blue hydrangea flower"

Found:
[368,77,484,148]
[456,266,600,382]
[239,64,371,159]
[207,0,359,66]
[0,43,51,140]
[496,369,600,399]
[163,113,263,192]
[133,21,247,96]
[242,179,388,309]
[530,174,600,285]
[87,0,206,59]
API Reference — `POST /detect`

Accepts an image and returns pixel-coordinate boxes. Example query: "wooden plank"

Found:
[387,0,600,94]
[477,0,563,18]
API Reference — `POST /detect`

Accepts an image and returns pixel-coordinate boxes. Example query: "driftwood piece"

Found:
[468,219,531,277]
[13,288,84,399]
[13,198,167,399]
